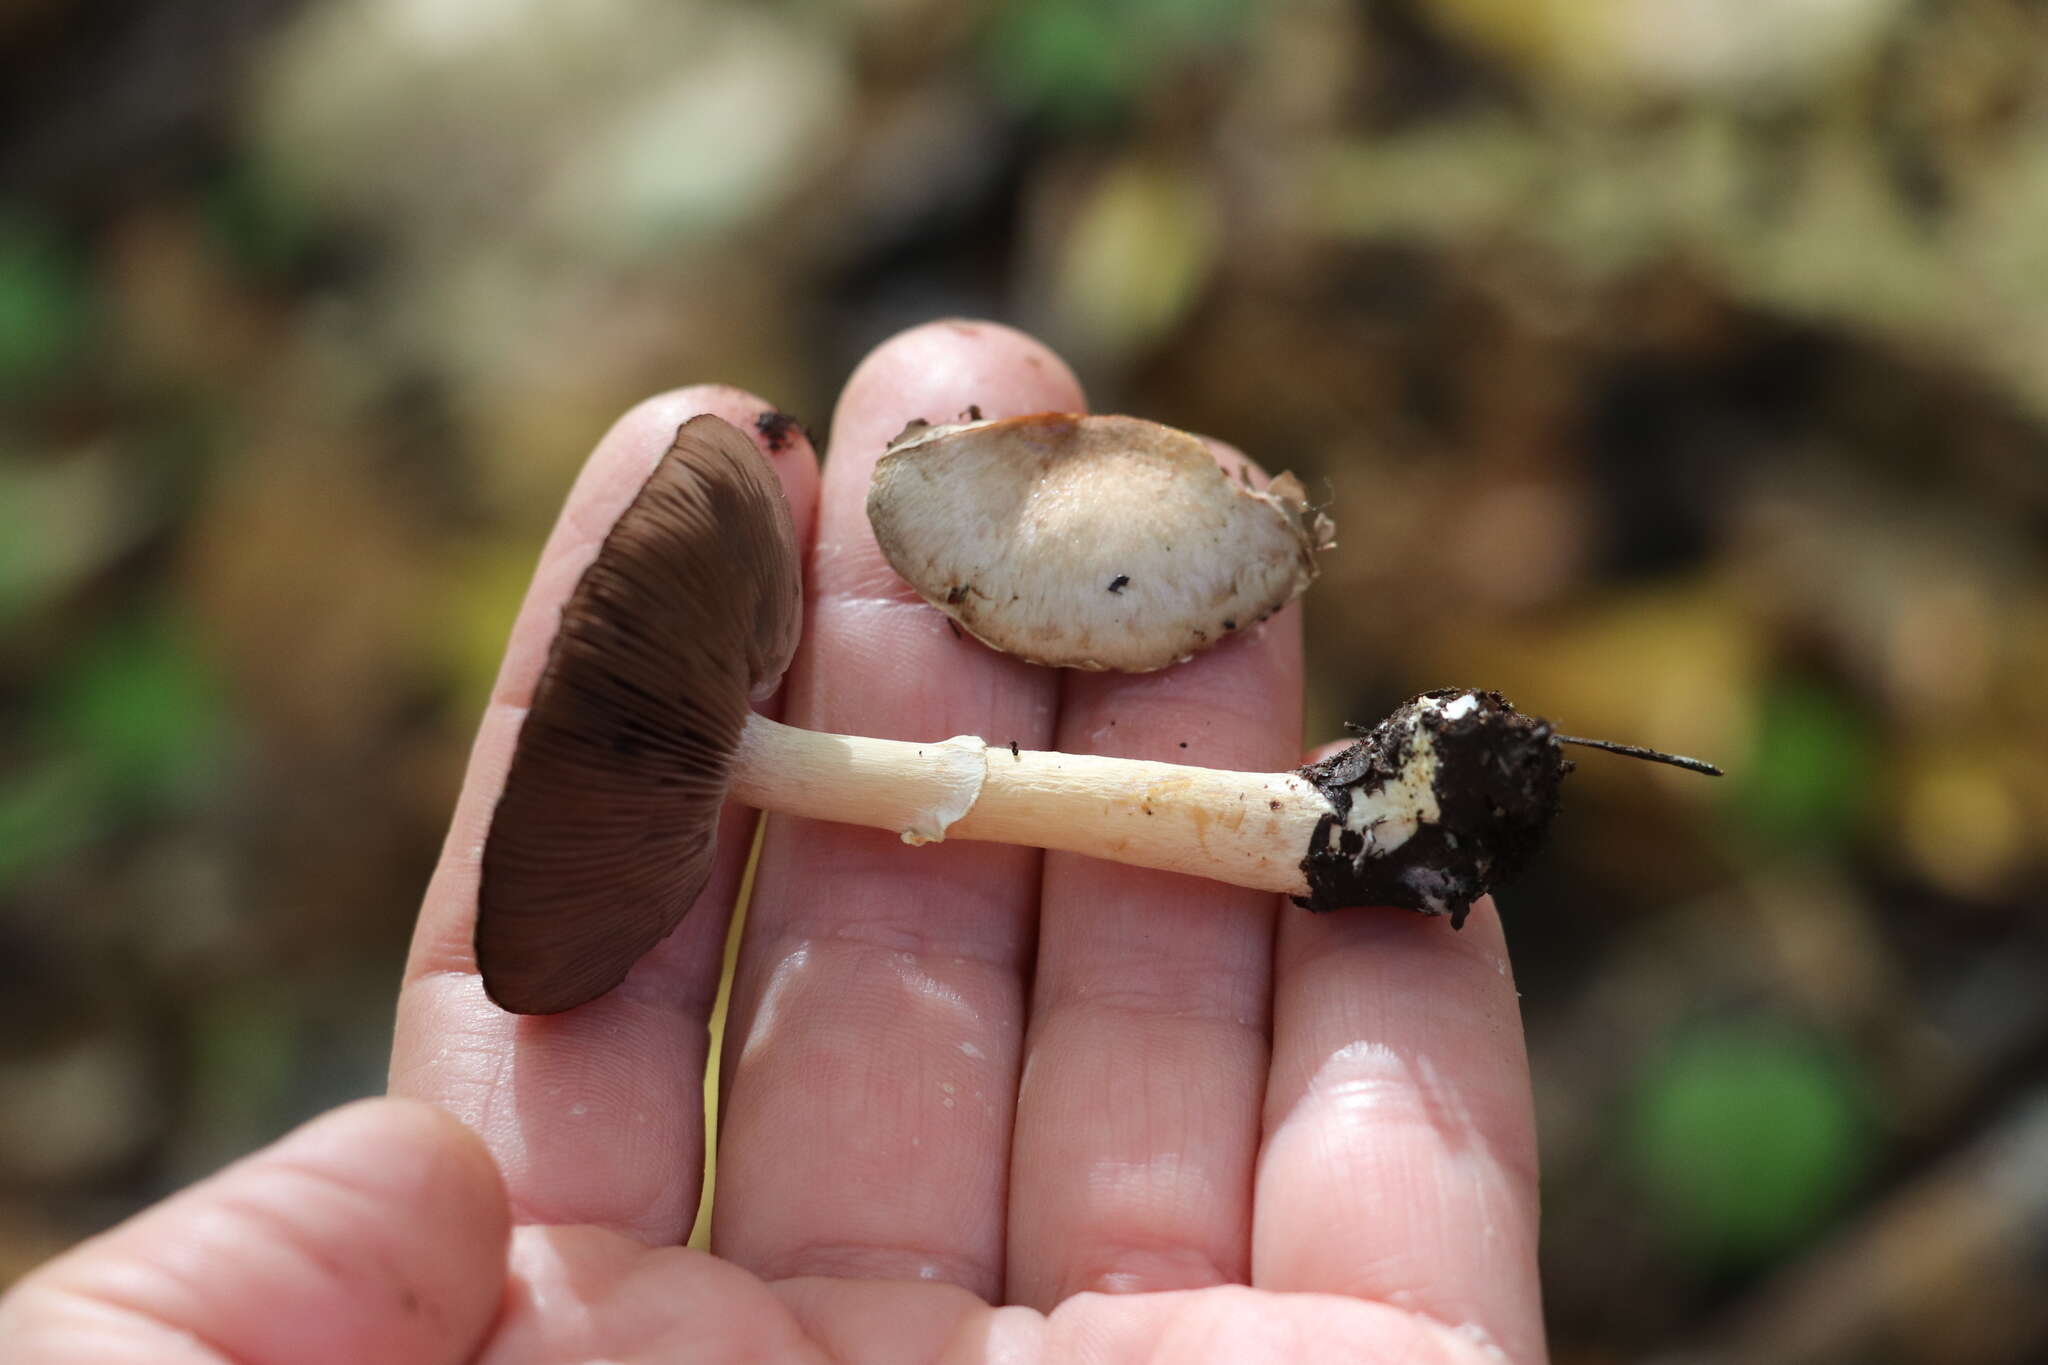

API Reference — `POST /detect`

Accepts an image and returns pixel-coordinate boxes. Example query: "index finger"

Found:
[390,385,819,1243]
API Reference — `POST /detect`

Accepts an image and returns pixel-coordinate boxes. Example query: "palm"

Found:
[3,323,1543,1365]
[475,1227,1517,1361]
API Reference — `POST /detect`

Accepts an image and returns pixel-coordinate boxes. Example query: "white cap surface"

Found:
[867,413,1334,671]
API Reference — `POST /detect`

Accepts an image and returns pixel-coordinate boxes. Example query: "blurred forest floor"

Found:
[3,1,2047,1361]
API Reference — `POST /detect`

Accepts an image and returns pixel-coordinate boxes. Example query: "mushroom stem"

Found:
[723,687,1688,935]
[727,713,1327,894]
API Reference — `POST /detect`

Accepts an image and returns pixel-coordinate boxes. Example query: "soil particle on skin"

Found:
[1222,619,1237,631]
[947,584,970,604]
[963,404,984,421]
[1293,690,1568,927]
[755,409,809,453]
[1108,574,1130,594]
[1009,740,1020,758]
[889,418,933,448]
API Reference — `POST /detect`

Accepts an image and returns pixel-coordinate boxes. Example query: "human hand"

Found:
[1,321,1545,1363]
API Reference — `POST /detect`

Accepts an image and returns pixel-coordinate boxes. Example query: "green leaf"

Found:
[47,610,227,808]
[985,0,1134,124]
[983,0,1254,125]
[0,209,91,393]
[1628,1017,1873,1266]
[1733,680,1877,849]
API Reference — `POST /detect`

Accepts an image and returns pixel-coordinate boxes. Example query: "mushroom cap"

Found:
[475,415,802,1015]
[867,414,1333,672]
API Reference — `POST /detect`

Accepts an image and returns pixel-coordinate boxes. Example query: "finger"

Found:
[1255,765,1546,1365]
[0,1099,507,1365]
[391,386,820,1242]
[714,320,1085,1297]
[1005,441,1306,1308]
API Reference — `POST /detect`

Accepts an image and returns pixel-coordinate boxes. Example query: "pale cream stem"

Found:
[727,713,1330,895]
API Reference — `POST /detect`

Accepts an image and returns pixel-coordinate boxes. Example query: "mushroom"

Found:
[866,413,1335,671]
[475,415,800,1016]
[477,415,1717,1014]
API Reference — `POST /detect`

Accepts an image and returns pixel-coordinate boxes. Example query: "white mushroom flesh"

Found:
[867,414,1335,672]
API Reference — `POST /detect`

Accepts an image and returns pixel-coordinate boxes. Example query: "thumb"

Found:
[1,1097,509,1365]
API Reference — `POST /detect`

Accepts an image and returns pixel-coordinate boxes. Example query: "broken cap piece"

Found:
[474,414,801,1015]
[867,413,1334,671]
